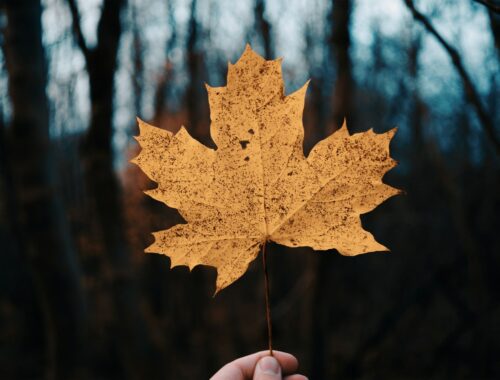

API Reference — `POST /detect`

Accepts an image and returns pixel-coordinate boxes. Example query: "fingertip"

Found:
[215,350,300,379]
[255,356,281,378]
[284,375,308,380]
[259,350,299,374]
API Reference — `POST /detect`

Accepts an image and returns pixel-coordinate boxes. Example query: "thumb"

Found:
[253,356,282,380]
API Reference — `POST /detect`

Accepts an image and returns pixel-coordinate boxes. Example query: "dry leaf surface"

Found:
[132,45,400,293]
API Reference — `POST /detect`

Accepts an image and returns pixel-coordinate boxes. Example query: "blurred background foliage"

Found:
[0,0,499,379]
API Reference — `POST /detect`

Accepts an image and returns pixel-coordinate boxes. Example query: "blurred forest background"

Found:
[1,0,500,379]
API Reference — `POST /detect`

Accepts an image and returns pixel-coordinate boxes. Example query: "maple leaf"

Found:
[132,45,400,294]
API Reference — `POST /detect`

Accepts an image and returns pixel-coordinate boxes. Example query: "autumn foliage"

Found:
[132,46,399,293]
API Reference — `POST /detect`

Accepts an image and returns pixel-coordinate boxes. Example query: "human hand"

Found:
[210,350,308,380]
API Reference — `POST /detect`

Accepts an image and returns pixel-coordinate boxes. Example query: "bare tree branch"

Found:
[473,0,500,13]
[404,0,500,154]
[66,0,91,64]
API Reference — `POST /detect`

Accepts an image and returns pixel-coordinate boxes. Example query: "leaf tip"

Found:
[176,125,190,140]
[286,80,310,106]
[144,188,157,200]
[144,240,157,255]
[136,116,146,131]
[204,82,214,94]
[335,118,349,135]
[386,126,398,139]
[212,287,221,298]
[236,43,265,65]
[341,118,348,130]
[301,80,311,97]
[136,117,158,139]
[363,244,391,255]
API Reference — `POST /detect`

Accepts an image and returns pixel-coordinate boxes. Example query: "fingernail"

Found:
[258,356,280,375]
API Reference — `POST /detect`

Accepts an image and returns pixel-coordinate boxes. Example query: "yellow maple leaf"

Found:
[132,45,400,294]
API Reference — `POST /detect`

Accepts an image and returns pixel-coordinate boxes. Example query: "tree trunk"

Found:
[489,9,500,55]
[3,1,85,378]
[185,0,205,135]
[130,0,144,118]
[408,32,424,161]
[153,0,177,124]
[68,0,158,377]
[329,0,353,130]
[254,0,273,59]
[310,3,354,378]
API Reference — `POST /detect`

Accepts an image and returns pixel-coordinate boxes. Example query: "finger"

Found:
[284,375,308,380]
[210,351,299,379]
[229,351,298,377]
[210,362,245,380]
[253,356,281,380]
[244,350,299,378]
[250,351,298,375]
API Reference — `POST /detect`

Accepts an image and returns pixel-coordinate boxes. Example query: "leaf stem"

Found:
[261,241,273,356]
